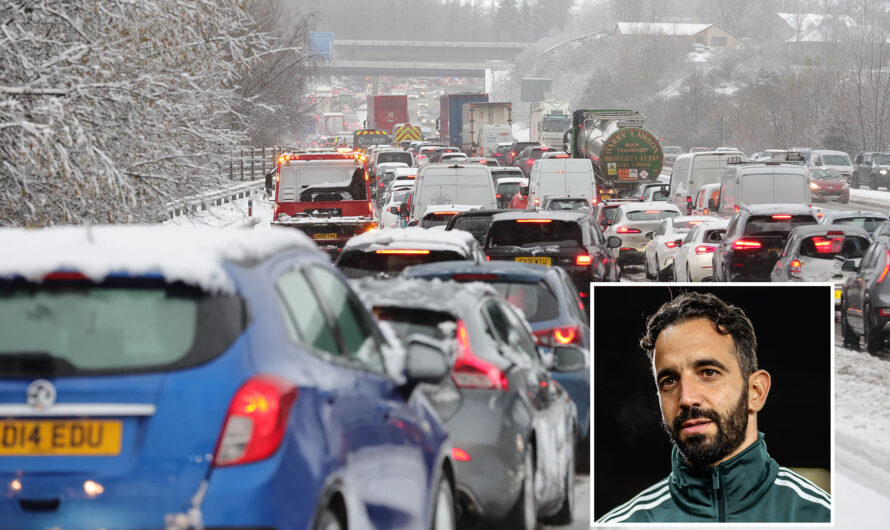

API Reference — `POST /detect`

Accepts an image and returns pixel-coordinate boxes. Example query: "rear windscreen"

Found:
[489,282,559,323]
[488,220,582,247]
[377,152,412,165]
[420,213,457,228]
[449,216,494,238]
[548,199,590,210]
[373,307,455,341]
[0,281,245,376]
[497,183,521,196]
[798,235,869,260]
[279,165,367,202]
[832,217,885,234]
[626,210,679,221]
[743,215,816,236]
[337,250,467,278]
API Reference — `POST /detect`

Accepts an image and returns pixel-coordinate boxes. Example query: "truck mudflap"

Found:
[272,216,378,253]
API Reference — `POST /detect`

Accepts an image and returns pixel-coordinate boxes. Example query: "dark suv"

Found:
[514,146,557,178]
[484,211,620,303]
[840,236,890,353]
[713,204,819,282]
[853,152,890,189]
[505,141,539,165]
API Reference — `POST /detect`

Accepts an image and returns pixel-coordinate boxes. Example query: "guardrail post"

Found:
[239,149,244,181]
[229,154,233,180]
[262,147,266,177]
[251,148,255,180]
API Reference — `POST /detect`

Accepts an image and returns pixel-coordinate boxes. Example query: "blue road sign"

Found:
[309,32,334,60]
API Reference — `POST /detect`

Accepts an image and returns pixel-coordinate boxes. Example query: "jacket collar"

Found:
[668,432,779,518]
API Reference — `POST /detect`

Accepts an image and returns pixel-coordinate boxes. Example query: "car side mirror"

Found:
[841,259,858,272]
[674,239,683,247]
[601,218,613,227]
[708,198,718,210]
[607,236,623,249]
[389,206,399,215]
[645,231,654,240]
[403,334,450,384]
[551,346,586,372]
[407,220,419,227]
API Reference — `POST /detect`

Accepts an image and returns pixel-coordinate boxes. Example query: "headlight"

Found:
[880,169,888,175]
[810,182,819,190]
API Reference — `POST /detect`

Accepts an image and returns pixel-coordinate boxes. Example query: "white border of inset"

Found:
[589,281,835,527]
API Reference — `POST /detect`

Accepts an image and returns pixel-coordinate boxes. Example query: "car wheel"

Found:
[864,302,884,354]
[502,446,536,530]
[575,429,590,473]
[313,506,344,530]
[657,261,672,282]
[644,256,654,280]
[686,265,692,282]
[841,300,860,349]
[542,445,575,525]
[431,475,455,530]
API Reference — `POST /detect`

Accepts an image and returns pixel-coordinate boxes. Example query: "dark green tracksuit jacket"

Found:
[598,434,831,523]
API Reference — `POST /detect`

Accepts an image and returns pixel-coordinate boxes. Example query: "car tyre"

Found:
[502,446,536,530]
[686,264,693,282]
[575,429,590,473]
[542,445,575,525]
[863,302,883,354]
[644,256,654,280]
[841,300,860,349]
[314,506,344,530]
[657,261,672,282]
[431,475,456,530]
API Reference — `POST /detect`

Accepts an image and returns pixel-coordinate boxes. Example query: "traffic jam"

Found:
[4,74,890,530]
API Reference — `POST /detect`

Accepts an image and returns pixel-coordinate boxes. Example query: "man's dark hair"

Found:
[641,292,758,379]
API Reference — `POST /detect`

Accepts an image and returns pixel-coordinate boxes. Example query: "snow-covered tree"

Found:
[1,1,315,227]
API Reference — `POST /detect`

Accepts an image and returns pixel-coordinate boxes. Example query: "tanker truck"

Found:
[564,109,664,198]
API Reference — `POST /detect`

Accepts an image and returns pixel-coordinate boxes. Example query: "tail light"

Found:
[734,205,740,213]
[695,245,716,254]
[772,214,792,220]
[789,259,802,279]
[496,194,501,198]
[452,447,471,462]
[576,255,592,265]
[878,251,890,284]
[452,320,509,390]
[534,325,581,347]
[616,226,641,234]
[664,241,678,248]
[526,159,534,165]
[732,240,762,250]
[214,376,298,467]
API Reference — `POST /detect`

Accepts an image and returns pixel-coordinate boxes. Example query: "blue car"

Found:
[403,260,591,471]
[0,225,456,530]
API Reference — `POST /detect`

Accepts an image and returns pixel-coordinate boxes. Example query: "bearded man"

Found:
[597,292,831,523]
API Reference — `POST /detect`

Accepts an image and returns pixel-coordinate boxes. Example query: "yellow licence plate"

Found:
[313,233,337,240]
[515,257,552,266]
[0,420,122,456]
[601,194,612,200]
[834,289,842,300]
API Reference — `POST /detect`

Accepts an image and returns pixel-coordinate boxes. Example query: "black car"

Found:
[853,151,890,189]
[840,236,890,353]
[444,208,508,244]
[505,141,540,165]
[514,146,557,178]
[712,204,820,282]
[483,210,620,304]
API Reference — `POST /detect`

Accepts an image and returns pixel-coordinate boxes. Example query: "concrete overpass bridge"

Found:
[317,40,528,77]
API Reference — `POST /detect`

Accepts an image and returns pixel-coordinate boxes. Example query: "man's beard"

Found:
[662,387,749,468]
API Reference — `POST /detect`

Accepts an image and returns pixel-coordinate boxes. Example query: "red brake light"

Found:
[878,251,890,284]
[789,259,802,279]
[44,271,89,281]
[510,151,516,157]
[376,249,430,255]
[695,245,716,254]
[772,214,792,220]
[616,226,641,234]
[554,326,579,345]
[452,320,509,390]
[214,375,298,467]
[576,255,592,266]
[452,447,471,462]
[732,240,762,250]
[664,241,677,248]
[451,273,499,281]
[526,159,534,165]
[516,219,552,223]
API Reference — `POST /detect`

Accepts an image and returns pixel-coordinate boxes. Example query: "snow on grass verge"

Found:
[164,194,274,229]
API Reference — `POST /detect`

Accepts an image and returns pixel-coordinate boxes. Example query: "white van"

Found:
[669,151,745,213]
[409,163,497,221]
[717,161,811,217]
[527,158,596,210]
[807,149,854,179]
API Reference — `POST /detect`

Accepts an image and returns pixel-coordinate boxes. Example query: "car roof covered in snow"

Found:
[403,260,554,283]
[490,210,591,223]
[343,226,479,253]
[617,201,682,213]
[0,225,321,293]
[821,210,888,221]
[742,203,817,215]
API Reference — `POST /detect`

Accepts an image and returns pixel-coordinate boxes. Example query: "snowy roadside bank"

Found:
[849,188,890,210]
[164,194,273,229]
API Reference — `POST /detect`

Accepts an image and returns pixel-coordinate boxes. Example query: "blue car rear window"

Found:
[0,280,245,377]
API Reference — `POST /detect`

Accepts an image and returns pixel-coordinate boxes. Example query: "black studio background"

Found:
[592,285,832,520]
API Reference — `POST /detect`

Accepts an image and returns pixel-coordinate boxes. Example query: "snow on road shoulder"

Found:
[835,346,890,493]
[164,194,273,229]
[849,188,890,209]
